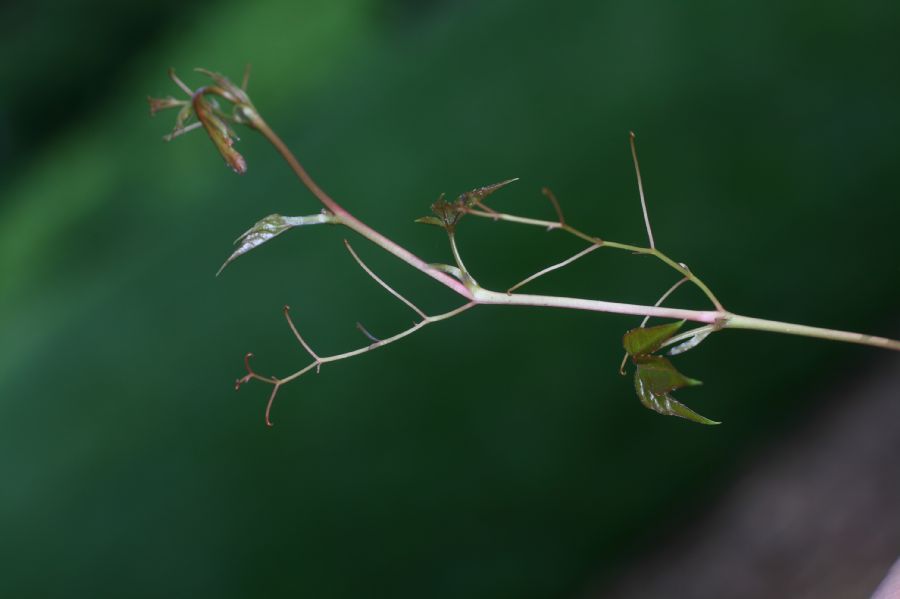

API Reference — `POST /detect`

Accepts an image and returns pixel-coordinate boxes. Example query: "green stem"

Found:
[238,110,898,353]
[278,301,477,385]
[447,232,474,283]
[722,314,900,351]
[468,209,724,310]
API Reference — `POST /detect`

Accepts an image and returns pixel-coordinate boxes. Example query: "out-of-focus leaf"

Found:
[147,95,184,116]
[623,320,684,357]
[217,213,334,275]
[174,103,194,130]
[194,68,252,105]
[633,356,717,425]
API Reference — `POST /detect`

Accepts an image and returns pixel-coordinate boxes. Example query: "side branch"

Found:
[629,131,656,249]
[344,239,428,320]
[619,276,690,374]
[723,315,900,351]
[474,289,900,350]
[248,117,474,300]
[473,288,723,323]
[507,243,601,294]
[251,301,476,426]
[466,207,724,310]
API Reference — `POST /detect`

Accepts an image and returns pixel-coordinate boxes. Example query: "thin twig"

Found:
[283,305,321,363]
[467,208,565,231]
[465,207,725,310]
[629,131,655,249]
[254,301,477,424]
[507,243,601,294]
[163,121,203,141]
[473,199,500,219]
[264,382,281,427]
[168,68,194,96]
[282,301,476,387]
[343,239,429,321]
[448,233,474,282]
[235,352,278,390]
[636,276,689,329]
[356,321,381,343]
[542,187,566,225]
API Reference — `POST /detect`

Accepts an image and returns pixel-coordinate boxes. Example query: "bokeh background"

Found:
[1,1,898,597]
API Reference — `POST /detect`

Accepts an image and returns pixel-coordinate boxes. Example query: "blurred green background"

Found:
[1,1,898,597]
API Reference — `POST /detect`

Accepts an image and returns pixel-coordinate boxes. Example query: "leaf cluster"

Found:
[623,321,718,425]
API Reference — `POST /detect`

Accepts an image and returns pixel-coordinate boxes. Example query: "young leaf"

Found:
[216,213,335,275]
[633,356,718,425]
[429,194,465,232]
[623,320,684,357]
[635,355,702,392]
[147,95,184,116]
[633,381,720,425]
[194,96,247,174]
[457,178,518,207]
[217,214,293,275]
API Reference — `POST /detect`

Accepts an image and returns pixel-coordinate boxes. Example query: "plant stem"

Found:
[250,116,474,300]
[245,113,899,353]
[475,289,900,350]
[278,301,477,385]
[473,288,722,323]
[467,208,725,310]
[723,315,900,350]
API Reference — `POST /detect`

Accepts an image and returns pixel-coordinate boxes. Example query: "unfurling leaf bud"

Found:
[150,67,261,174]
[217,212,335,276]
[193,96,247,174]
[633,356,717,425]
[457,178,519,207]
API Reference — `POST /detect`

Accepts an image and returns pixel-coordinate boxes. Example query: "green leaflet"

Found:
[633,368,719,425]
[623,320,685,357]
[623,322,719,425]
[634,355,702,393]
